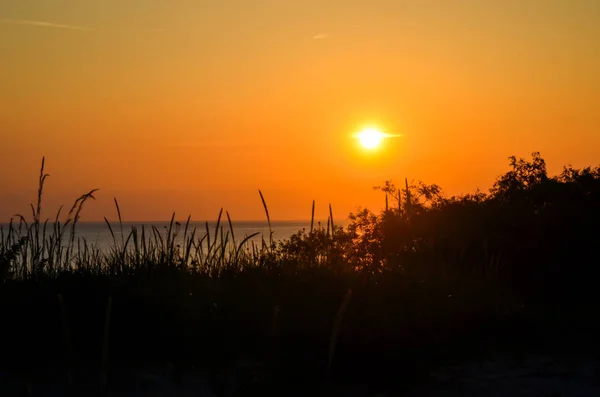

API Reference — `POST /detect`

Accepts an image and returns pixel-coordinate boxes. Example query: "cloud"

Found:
[312,33,330,40]
[2,19,92,31]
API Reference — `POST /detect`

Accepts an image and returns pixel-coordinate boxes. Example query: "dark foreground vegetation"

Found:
[1,152,600,396]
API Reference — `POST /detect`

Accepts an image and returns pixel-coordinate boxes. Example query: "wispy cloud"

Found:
[2,19,92,31]
[312,33,330,40]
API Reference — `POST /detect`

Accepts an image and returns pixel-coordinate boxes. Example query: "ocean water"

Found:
[75,220,313,249]
[1,220,344,252]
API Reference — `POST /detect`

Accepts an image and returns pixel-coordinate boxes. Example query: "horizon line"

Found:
[1,219,348,224]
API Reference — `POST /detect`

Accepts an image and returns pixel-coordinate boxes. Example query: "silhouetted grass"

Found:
[1,153,600,395]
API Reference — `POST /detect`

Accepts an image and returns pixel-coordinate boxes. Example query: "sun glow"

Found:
[356,127,386,150]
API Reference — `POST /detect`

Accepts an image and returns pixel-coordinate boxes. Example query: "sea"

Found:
[0,220,345,253]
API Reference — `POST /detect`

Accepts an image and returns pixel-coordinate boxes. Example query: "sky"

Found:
[1,0,599,222]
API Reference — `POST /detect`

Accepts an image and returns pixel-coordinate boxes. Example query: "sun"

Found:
[357,127,386,149]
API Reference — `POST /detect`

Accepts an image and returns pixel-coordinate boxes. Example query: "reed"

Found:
[310,200,315,233]
[258,189,273,250]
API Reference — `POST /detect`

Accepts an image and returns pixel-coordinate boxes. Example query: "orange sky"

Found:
[1,0,599,221]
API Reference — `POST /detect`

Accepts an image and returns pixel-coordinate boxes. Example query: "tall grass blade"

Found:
[329,203,334,232]
[310,200,315,233]
[258,190,273,248]
[236,232,260,261]
[114,198,124,247]
[226,211,236,251]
